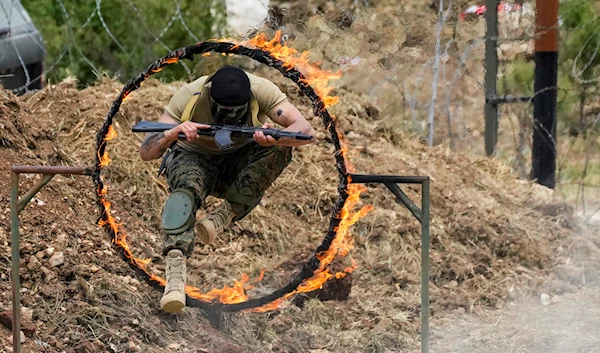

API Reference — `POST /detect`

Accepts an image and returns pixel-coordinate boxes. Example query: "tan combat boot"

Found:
[195,201,236,245]
[160,249,186,313]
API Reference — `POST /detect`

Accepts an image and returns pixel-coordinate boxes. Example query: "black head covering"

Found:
[208,65,251,106]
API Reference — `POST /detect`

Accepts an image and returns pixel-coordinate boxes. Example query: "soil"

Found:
[0,2,599,353]
[431,283,600,353]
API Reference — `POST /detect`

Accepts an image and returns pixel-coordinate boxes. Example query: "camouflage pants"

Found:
[162,143,293,255]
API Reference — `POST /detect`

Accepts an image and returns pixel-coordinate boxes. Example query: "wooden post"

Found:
[532,0,559,188]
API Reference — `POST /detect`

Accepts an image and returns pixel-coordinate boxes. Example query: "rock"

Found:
[27,256,41,270]
[551,295,563,304]
[56,232,67,244]
[46,247,55,257]
[21,307,33,322]
[90,265,100,273]
[514,265,531,274]
[444,280,458,288]
[540,293,551,306]
[131,319,140,326]
[49,252,64,267]
[40,266,55,282]
[0,311,36,337]
[128,340,140,352]
[20,330,26,343]
[168,343,181,350]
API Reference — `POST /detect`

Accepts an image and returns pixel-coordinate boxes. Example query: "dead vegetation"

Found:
[0,3,599,353]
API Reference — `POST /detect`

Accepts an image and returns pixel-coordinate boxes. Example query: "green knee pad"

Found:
[161,188,197,234]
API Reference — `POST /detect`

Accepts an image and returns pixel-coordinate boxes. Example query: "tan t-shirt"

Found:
[164,72,288,155]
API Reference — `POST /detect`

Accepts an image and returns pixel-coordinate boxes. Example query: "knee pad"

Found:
[161,188,196,234]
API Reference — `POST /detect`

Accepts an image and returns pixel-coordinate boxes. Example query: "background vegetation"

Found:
[21,0,227,86]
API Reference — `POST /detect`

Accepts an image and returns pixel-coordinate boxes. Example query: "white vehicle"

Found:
[0,0,45,94]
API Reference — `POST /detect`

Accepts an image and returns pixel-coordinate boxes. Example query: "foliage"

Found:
[559,0,600,83]
[559,0,600,131]
[21,0,227,87]
[499,0,600,131]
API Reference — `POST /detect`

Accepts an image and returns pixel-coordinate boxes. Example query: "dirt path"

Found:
[430,284,600,353]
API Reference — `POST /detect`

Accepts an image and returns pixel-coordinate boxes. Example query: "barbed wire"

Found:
[2,0,599,217]
[1,0,227,91]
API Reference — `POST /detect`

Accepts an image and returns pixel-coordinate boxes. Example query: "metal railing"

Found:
[349,174,431,353]
[9,168,431,353]
[10,165,94,353]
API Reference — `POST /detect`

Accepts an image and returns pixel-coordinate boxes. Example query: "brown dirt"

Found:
[0,5,599,353]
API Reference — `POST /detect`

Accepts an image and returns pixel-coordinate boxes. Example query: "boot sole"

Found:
[195,220,215,245]
[161,299,185,313]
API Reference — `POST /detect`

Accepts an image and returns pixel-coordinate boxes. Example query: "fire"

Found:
[96,32,373,311]
[97,126,118,167]
[186,274,253,304]
[242,31,342,109]
[163,57,179,64]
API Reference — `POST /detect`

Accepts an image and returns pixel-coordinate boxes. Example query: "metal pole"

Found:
[384,182,422,222]
[484,0,499,156]
[8,164,93,353]
[11,171,21,353]
[350,174,429,184]
[532,0,559,189]
[11,165,94,175]
[421,178,430,353]
[18,174,54,213]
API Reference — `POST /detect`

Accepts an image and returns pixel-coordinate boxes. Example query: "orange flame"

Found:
[242,31,342,109]
[97,126,117,167]
[96,32,373,311]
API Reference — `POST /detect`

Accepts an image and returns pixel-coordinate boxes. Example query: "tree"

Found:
[21,0,227,86]
[559,0,600,136]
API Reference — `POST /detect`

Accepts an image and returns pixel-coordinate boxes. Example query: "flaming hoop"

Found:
[93,32,372,313]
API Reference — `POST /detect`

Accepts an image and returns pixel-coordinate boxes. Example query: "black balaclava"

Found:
[208,66,251,125]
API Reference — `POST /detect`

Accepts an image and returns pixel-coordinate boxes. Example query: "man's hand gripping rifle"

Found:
[133,121,313,176]
[132,121,313,151]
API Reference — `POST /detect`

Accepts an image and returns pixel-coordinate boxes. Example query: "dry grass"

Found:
[1,3,599,352]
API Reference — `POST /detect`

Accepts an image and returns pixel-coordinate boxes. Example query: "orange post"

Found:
[535,0,559,52]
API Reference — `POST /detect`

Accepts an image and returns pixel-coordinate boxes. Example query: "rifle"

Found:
[132,121,314,177]
[132,120,313,152]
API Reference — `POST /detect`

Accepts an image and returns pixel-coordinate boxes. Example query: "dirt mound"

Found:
[0,10,599,353]
[0,68,596,352]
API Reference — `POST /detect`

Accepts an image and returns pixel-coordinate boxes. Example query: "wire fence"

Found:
[1,0,599,222]
[398,0,600,223]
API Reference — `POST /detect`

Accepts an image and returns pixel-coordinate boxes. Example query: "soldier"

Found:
[139,65,315,312]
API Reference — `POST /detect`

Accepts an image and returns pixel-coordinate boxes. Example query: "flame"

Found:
[242,31,342,109]
[186,273,253,304]
[97,126,117,167]
[96,32,374,311]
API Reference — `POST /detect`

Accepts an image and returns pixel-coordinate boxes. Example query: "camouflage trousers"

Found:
[162,143,293,255]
